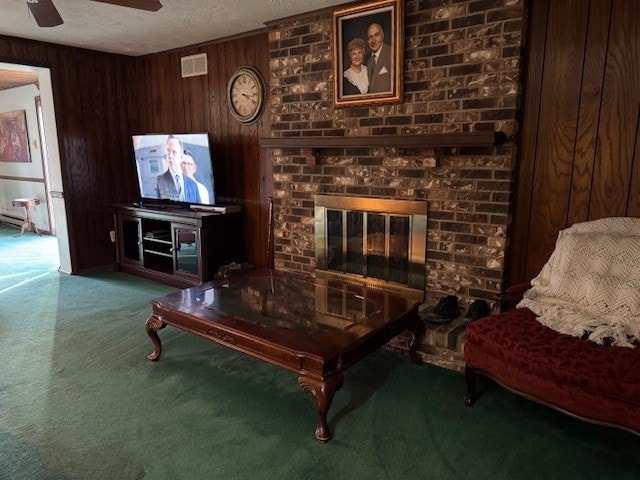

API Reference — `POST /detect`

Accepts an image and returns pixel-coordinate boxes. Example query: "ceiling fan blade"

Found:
[27,0,64,27]
[88,0,163,12]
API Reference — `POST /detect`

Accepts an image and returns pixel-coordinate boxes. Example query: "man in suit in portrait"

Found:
[156,135,200,203]
[365,22,392,94]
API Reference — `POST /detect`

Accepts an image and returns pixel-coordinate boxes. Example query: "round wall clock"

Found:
[227,66,265,124]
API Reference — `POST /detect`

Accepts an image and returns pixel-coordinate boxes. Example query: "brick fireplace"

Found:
[264,0,525,370]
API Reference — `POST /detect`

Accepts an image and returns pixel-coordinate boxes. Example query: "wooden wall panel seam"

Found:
[508,0,549,285]
[568,0,612,225]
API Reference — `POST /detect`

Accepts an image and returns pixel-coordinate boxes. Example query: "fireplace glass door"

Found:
[327,210,411,283]
[316,195,427,291]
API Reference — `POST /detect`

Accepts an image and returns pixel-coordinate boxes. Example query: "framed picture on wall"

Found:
[333,0,403,107]
[0,110,31,163]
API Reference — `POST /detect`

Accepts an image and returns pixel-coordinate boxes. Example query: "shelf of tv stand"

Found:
[144,249,173,258]
[113,204,243,288]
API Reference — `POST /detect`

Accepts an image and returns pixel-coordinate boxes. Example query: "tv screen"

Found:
[132,133,216,206]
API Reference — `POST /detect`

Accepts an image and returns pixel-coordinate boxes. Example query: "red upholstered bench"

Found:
[464,307,640,436]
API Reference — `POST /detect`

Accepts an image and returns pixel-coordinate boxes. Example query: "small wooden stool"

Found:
[12,198,41,237]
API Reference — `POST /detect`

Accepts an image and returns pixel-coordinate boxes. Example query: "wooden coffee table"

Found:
[145,269,424,442]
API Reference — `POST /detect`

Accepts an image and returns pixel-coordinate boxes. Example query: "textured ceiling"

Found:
[0,0,352,57]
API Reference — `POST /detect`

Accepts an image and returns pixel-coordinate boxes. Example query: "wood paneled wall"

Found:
[509,0,640,285]
[135,33,272,268]
[0,31,272,273]
[5,0,639,282]
[0,36,140,272]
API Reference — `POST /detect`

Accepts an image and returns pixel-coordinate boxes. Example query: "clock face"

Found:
[227,67,264,124]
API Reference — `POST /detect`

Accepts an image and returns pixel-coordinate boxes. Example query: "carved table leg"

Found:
[298,373,344,443]
[145,315,166,361]
[464,364,476,406]
[408,317,426,365]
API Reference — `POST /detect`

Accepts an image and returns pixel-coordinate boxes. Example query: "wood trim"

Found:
[0,175,46,183]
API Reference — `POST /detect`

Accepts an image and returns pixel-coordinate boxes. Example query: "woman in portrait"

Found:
[343,37,369,95]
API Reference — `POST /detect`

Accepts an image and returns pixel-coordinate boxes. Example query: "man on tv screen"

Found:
[181,149,211,204]
[156,135,200,203]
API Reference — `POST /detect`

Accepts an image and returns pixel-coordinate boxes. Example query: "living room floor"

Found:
[1,224,638,480]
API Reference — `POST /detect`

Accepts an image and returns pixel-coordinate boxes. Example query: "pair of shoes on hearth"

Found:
[462,299,491,325]
[420,295,461,325]
[418,296,491,325]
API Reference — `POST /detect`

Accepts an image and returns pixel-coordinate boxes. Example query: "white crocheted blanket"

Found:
[518,217,640,348]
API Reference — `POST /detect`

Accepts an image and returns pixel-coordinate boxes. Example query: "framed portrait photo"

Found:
[333,0,403,107]
[0,110,31,163]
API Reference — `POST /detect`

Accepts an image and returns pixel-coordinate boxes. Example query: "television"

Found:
[132,133,216,207]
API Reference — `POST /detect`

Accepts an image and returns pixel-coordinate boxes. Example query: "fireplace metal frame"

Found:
[314,195,427,299]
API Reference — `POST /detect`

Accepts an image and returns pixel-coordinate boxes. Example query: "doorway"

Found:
[0,62,71,274]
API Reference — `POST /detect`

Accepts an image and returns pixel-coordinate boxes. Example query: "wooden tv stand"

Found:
[113,204,243,287]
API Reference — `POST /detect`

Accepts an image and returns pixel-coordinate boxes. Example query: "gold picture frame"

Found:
[333,0,403,107]
[0,110,30,163]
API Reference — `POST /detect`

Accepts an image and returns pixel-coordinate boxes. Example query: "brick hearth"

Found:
[388,315,468,372]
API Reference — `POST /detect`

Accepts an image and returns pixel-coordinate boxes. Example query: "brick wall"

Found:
[267,0,525,307]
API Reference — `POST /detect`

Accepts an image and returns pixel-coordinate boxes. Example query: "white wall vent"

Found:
[181,53,207,78]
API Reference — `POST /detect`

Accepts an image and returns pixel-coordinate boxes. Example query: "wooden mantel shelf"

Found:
[259,132,504,149]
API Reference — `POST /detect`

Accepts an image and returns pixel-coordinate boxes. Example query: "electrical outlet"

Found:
[109,230,116,242]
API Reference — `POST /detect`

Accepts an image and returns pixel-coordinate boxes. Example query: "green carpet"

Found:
[1,224,638,479]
